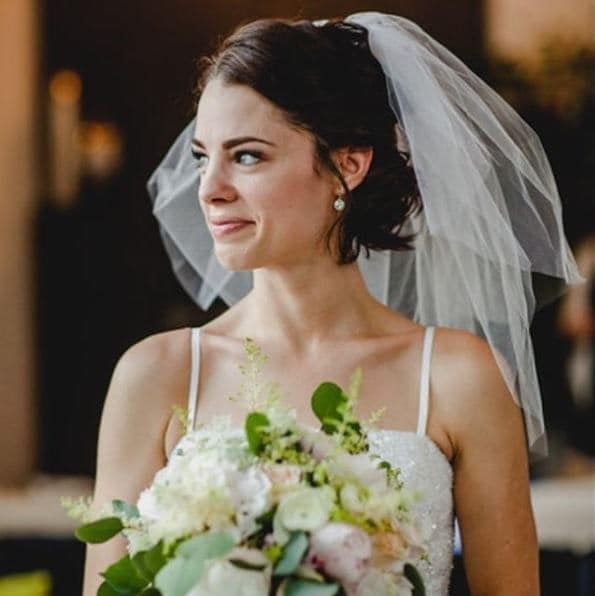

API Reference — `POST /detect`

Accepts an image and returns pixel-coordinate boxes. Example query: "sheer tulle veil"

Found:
[148,12,583,458]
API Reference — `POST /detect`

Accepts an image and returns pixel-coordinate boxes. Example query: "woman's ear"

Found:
[332,146,374,192]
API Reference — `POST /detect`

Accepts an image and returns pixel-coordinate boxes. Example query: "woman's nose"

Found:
[197,161,236,206]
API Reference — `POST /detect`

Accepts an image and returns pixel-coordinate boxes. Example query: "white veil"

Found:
[148,12,583,457]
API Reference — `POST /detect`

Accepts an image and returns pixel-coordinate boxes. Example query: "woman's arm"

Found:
[82,330,188,595]
[433,331,539,596]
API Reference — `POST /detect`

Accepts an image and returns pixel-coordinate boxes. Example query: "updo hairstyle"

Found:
[195,18,422,263]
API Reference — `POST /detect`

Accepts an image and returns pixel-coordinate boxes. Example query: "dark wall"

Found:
[44,1,484,200]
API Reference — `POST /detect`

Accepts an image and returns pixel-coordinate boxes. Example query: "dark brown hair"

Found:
[195,18,422,263]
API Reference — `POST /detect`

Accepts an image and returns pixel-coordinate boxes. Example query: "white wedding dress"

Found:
[184,326,454,595]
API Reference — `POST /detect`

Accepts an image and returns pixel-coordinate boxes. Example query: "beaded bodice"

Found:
[367,430,453,594]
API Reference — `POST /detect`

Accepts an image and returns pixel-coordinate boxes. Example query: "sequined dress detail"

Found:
[185,327,454,594]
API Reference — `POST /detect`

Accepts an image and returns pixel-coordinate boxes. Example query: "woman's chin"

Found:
[213,248,260,272]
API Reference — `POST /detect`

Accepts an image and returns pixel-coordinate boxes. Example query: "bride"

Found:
[83,13,581,595]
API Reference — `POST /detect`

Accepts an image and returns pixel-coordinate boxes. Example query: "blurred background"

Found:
[0,0,593,594]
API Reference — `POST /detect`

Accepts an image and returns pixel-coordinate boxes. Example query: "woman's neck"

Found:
[235,260,393,354]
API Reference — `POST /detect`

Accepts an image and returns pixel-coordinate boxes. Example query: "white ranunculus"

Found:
[306,522,372,587]
[276,486,335,532]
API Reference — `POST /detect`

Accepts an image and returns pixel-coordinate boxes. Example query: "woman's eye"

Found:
[191,150,208,170]
[235,151,262,166]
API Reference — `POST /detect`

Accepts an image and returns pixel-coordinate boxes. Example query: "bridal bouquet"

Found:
[64,339,426,596]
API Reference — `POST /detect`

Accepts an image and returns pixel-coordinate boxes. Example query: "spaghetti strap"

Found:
[416,326,435,436]
[187,327,201,432]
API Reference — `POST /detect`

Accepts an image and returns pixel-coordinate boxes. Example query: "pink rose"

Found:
[306,522,372,587]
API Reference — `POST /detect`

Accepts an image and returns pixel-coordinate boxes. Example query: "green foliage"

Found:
[228,558,267,571]
[61,495,93,522]
[311,382,345,434]
[154,533,234,596]
[310,462,328,486]
[101,554,148,593]
[273,531,308,576]
[263,542,283,564]
[330,505,380,533]
[347,366,362,406]
[378,460,403,490]
[97,581,121,596]
[229,337,282,411]
[311,374,368,454]
[175,532,235,561]
[405,563,426,596]
[171,405,189,434]
[89,542,167,596]
[245,412,270,455]
[294,565,325,583]
[132,541,167,583]
[154,557,201,596]
[75,517,123,544]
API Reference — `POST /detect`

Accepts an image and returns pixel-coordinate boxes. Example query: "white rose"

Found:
[306,522,372,587]
[276,486,335,532]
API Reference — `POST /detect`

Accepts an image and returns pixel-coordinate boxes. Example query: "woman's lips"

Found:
[210,220,253,238]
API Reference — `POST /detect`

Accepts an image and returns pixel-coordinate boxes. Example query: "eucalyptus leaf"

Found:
[75,517,123,544]
[175,532,235,561]
[284,578,340,596]
[101,554,148,593]
[229,558,268,571]
[274,532,308,576]
[140,589,161,595]
[155,557,201,596]
[311,383,345,433]
[404,563,426,596]
[112,499,140,519]
[245,412,270,454]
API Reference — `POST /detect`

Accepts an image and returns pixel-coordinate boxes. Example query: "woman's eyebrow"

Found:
[191,136,277,150]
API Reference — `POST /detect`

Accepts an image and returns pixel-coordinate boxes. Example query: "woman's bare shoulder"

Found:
[118,327,190,374]
[106,327,192,419]
[430,327,523,456]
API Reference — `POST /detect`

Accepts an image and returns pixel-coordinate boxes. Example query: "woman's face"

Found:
[193,78,339,271]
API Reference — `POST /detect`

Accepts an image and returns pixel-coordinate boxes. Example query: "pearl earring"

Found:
[333,195,346,211]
